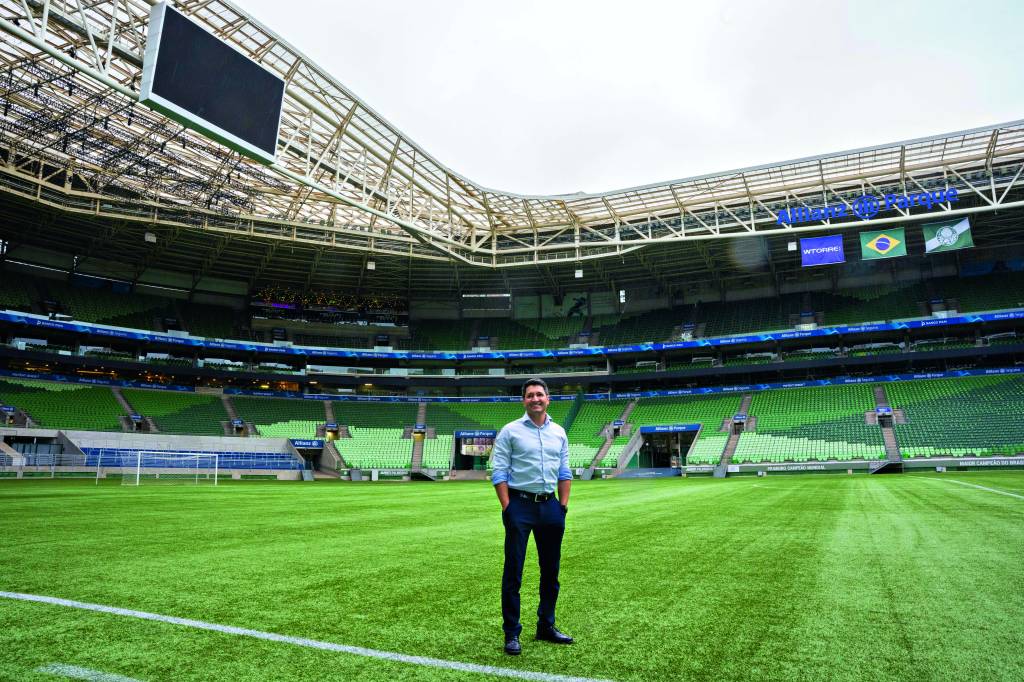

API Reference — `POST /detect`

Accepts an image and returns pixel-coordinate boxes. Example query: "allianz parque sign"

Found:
[777,188,959,225]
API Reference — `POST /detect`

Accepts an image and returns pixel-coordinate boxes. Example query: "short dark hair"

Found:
[521,378,549,397]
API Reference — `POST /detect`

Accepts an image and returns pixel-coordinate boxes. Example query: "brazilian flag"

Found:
[860,228,907,260]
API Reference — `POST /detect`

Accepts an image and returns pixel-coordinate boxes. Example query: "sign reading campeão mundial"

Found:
[777,188,959,225]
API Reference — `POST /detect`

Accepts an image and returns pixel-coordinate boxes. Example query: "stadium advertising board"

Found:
[1,307,1022,362]
[639,424,701,434]
[800,235,845,266]
[777,188,959,225]
[2,366,1021,404]
[290,439,324,448]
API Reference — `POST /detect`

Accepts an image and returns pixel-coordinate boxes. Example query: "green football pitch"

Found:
[1,473,1023,681]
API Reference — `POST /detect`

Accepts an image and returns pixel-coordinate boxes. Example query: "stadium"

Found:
[1,1,1023,680]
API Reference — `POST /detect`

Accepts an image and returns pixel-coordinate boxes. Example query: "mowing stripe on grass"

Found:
[35,663,141,681]
[930,477,1024,501]
[2,592,611,682]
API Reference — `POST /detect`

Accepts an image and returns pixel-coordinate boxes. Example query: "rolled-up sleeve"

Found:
[491,426,512,486]
[557,432,572,480]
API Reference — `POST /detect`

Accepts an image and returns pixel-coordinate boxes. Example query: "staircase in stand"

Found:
[872,385,904,474]
[714,393,753,478]
[219,395,254,436]
[589,400,638,473]
[112,388,157,432]
[322,439,348,470]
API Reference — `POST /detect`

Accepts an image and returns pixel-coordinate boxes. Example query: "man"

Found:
[491,378,574,656]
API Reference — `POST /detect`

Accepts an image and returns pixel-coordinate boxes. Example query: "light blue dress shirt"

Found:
[491,412,572,493]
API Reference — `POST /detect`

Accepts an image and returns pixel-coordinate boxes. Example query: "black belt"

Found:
[510,488,554,502]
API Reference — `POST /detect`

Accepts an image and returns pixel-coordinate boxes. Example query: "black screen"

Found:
[151,6,284,157]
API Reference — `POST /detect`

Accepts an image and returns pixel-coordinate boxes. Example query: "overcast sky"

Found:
[240,0,1024,196]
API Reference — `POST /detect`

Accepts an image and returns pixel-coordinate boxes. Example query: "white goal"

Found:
[121,451,219,486]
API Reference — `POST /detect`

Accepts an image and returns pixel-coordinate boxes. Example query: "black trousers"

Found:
[501,492,566,637]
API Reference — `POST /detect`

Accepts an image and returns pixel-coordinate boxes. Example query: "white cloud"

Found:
[240,0,1024,194]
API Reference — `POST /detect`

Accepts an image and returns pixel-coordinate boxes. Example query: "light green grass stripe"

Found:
[36,663,141,681]
[2,592,612,682]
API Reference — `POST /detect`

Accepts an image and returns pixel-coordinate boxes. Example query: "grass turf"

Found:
[0,473,1023,681]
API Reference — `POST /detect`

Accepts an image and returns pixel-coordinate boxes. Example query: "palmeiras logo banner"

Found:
[923,217,973,253]
[800,234,845,267]
[860,228,907,260]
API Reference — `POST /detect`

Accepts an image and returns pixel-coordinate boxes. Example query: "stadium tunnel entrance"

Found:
[634,424,701,467]
[453,430,497,471]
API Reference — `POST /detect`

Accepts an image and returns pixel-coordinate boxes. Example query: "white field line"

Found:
[35,663,142,681]
[926,477,1024,501]
[2,592,612,682]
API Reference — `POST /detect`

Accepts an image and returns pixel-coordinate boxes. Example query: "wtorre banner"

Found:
[800,234,845,267]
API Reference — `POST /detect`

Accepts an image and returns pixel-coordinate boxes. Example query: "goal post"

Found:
[121,451,219,486]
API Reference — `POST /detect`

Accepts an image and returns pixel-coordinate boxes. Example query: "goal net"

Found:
[121,451,219,486]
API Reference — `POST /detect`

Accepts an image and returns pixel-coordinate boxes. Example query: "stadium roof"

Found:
[1,0,1024,288]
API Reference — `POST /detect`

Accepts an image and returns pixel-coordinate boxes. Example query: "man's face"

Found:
[523,384,550,418]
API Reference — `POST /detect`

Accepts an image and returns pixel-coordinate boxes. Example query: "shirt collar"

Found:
[520,412,550,428]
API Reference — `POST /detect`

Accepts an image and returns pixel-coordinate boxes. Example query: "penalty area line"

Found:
[2,591,612,682]
[924,477,1024,501]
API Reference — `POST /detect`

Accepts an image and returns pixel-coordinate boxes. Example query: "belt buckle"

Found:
[533,492,547,502]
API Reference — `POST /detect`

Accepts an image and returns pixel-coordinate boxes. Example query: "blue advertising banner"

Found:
[454,430,498,438]
[0,307,1022,363]
[800,234,845,267]
[1,365,1023,406]
[290,439,324,448]
[639,424,701,434]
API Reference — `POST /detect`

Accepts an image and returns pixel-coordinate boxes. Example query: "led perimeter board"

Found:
[139,2,284,164]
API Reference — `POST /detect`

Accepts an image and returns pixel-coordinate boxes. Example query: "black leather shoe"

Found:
[504,636,521,655]
[535,626,574,644]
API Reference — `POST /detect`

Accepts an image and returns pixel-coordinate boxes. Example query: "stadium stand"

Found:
[600,435,632,467]
[43,281,175,331]
[813,283,926,326]
[178,302,239,339]
[421,434,454,469]
[733,385,885,463]
[337,428,413,469]
[686,435,730,465]
[943,271,1024,313]
[515,316,586,344]
[0,378,124,431]
[398,319,474,350]
[699,298,790,337]
[426,399,572,434]
[333,401,419,430]
[591,309,680,345]
[0,277,35,312]
[566,399,629,447]
[121,389,228,435]
[627,394,742,465]
[887,375,1024,458]
[475,319,550,349]
[231,396,324,438]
